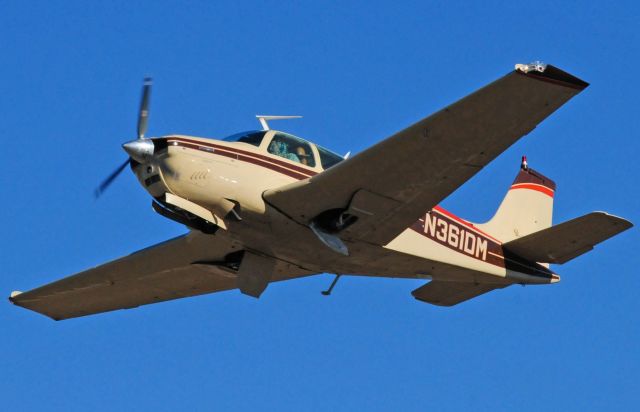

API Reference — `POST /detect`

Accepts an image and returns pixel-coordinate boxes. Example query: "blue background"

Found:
[2,1,638,410]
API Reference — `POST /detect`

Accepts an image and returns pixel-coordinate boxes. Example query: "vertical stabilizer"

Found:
[475,158,555,243]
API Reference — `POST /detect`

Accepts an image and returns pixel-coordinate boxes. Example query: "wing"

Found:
[10,232,313,320]
[412,281,509,306]
[265,64,589,246]
[503,212,633,264]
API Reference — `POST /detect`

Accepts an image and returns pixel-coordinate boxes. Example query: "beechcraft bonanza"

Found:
[10,62,633,320]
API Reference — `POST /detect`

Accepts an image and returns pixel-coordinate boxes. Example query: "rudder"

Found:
[475,157,556,243]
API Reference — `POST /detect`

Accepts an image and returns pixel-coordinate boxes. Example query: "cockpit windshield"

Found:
[222,130,266,147]
[223,129,344,170]
[317,145,344,169]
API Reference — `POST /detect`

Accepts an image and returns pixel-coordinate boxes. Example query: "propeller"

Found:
[94,159,131,198]
[94,77,153,199]
[137,77,152,139]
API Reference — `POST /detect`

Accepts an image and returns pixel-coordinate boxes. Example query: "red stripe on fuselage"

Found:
[432,206,502,244]
[169,140,313,180]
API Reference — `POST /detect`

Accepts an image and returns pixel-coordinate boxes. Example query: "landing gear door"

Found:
[236,252,275,298]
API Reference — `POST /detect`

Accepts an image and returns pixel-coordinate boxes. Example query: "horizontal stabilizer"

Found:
[503,212,633,264]
[412,281,508,306]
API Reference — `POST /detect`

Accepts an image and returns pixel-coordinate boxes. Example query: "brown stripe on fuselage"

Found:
[168,137,318,177]
[167,139,316,180]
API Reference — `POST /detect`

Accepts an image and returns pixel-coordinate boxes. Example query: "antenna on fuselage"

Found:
[321,274,342,296]
[256,115,302,131]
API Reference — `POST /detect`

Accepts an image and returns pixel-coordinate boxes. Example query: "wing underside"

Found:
[265,64,589,247]
[10,232,313,320]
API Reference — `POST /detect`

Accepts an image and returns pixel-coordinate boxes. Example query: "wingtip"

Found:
[9,290,22,303]
[515,61,589,90]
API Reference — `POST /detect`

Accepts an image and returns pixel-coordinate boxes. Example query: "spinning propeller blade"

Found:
[137,77,152,139]
[94,77,153,198]
[94,159,130,199]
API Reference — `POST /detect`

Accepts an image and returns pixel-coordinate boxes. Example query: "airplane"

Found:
[9,61,633,320]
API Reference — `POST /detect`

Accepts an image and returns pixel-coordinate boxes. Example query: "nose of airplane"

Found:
[122,139,155,163]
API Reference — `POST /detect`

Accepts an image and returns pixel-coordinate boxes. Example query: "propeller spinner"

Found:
[94,78,155,198]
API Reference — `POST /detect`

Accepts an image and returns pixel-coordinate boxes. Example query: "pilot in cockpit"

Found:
[268,137,300,163]
[296,146,311,166]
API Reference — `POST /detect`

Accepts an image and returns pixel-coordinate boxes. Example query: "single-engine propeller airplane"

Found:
[10,62,633,320]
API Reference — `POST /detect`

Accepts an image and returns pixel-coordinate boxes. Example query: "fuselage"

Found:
[132,131,558,286]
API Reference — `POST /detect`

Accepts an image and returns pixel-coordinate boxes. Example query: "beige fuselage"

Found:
[134,132,557,286]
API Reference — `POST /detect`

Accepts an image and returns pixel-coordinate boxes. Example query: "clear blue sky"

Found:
[2,1,638,410]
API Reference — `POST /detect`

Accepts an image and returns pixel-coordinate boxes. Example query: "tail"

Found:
[475,157,556,243]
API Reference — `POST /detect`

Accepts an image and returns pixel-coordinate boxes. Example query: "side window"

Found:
[267,133,316,167]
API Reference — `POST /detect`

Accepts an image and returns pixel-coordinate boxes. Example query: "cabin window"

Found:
[317,146,344,169]
[268,133,316,167]
[222,131,266,147]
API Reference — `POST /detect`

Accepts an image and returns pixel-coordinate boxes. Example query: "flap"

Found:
[236,252,275,298]
[503,212,633,264]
